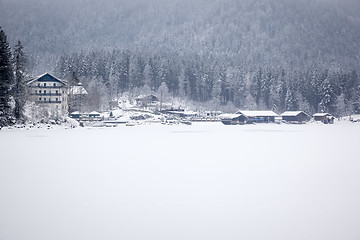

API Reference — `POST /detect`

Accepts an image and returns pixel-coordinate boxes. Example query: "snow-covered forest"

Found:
[54,50,360,115]
[1,0,360,116]
[2,1,360,239]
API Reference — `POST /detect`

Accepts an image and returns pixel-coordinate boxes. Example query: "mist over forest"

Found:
[1,0,360,114]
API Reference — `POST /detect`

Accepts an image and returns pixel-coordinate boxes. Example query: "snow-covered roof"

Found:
[205,111,222,113]
[27,72,67,86]
[351,114,360,120]
[89,111,100,115]
[183,111,198,115]
[236,110,278,117]
[218,114,242,119]
[167,111,197,115]
[135,94,158,101]
[281,111,308,117]
[69,85,88,95]
[313,113,331,117]
[71,111,80,115]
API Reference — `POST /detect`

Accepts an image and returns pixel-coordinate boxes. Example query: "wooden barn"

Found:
[313,113,334,124]
[236,110,278,123]
[281,111,309,123]
[219,114,247,125]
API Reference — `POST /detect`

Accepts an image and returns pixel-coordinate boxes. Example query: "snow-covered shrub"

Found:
[64,117,80,128]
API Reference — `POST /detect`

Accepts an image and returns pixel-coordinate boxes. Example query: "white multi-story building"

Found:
[27,73,68,114]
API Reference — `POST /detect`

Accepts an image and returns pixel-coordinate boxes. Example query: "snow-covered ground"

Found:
[1,122,360,240]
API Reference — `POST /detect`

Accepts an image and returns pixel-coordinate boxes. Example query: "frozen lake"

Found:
[1,122,360,240]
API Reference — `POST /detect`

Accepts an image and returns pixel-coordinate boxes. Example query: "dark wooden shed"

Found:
[281,111,309,123]
[219,114,247,125]
[313,113,334,124]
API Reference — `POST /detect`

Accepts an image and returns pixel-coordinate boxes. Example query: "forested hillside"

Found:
[1,0,360,114]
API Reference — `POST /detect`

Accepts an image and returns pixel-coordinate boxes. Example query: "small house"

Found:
[236,110,278,123]
[219,114,247,125]
[89,111,101,118]
[281,111,309,123]
[70,111,81,119]
[313,113,334,124]
[68,82,88,112]
[162,109,197,119]
[135,94,159,107]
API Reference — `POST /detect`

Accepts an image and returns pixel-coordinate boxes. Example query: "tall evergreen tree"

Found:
[0,27,13,120]
[352,82,360,114]
[12,41,27,120]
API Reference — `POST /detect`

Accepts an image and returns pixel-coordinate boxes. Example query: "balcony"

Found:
[31,85,65,89]
[30,92,62,96]
[35,100,62,104]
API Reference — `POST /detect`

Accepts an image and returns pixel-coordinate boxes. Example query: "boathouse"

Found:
[236,110,278,123]
[313,113,334,124]
[281,111,309,123]
[219,114,247,125]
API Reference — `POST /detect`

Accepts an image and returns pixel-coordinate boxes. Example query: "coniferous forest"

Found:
[1,0,360,119]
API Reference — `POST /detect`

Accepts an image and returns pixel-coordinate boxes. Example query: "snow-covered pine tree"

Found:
[157,81,170,110]
[0,27,14,126]
[12,41,27,120]
[108,62,119,101]
[250,68,262,106]
[320,77,335,113]
[285,88,298,111]
[352,82,360,114]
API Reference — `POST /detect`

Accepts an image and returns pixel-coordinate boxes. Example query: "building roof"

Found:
[89,111,100,115]
[135,94,158,102]
[313,113,331,117]
[205,111,222,113]
[236,110,278,117]
[281,111,309,117]
[69,84,88,95]
[218,114,243,119]
[166,110,197,115]
[27,73,67,86]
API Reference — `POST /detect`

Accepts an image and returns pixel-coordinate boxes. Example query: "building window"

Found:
[44,83,46,87]
[56,98,58,102]
[62,91,64,94]
[39,90,41,93]
[38,83,40,87]
[54,83,56,87]
[56,90,58,94]
[44,98,46,101]
[39,97,41,101]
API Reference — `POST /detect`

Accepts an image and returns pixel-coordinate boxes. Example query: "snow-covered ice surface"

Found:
[1,122,360,240]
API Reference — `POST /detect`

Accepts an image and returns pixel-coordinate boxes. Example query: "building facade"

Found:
[68,83,88,113]
[27,73,68,114]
